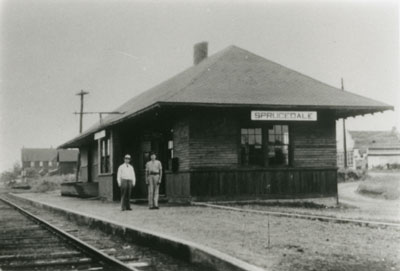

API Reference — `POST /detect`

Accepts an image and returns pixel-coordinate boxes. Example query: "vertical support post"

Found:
[341,79,347,169]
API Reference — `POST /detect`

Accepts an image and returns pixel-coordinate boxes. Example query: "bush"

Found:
[29,174,75,193]
[0,162,22,186]
[356,174,400,200]
[371,163,400,171]
[337,168,367,182]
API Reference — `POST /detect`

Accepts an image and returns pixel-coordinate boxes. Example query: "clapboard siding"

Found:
[189,113,238,168]
[292,118,337,167]
[173,118,190,170]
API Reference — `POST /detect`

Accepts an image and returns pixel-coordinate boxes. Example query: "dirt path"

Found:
[338,178,400,223]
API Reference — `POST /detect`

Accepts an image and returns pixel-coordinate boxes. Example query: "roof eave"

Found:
[58,101,393,149]
[58,103,162,149]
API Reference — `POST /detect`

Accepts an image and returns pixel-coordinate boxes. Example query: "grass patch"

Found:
[357,174,400,200]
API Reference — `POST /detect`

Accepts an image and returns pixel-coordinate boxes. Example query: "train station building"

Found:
[59,43,393,202]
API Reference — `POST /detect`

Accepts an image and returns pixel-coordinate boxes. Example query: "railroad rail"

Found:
[192,202,400,228]
[0,197,137,271]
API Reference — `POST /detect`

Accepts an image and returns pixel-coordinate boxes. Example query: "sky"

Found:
[0,0,399,172]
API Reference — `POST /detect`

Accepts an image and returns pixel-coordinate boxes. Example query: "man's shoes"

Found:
[127,208,132,211]
[154,206,159,209]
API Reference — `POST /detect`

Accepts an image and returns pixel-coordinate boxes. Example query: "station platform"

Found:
[9,191,263,271]
[9,191,400,271]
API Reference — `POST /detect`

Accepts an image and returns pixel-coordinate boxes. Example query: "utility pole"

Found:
[76,90,89,133]
[75,90,88,182]
[341,78,347,169]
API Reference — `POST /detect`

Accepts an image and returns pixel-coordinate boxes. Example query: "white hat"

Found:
[124,154,131,159]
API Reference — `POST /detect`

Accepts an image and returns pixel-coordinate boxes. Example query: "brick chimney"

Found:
[193,42,208,65]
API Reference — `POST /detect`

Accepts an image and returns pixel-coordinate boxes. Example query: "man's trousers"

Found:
[148,175,160,208]
[120,179,132,210]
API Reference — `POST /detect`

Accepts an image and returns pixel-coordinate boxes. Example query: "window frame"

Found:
[240,127,264,166]
[239,123,292,168]
[99,135,112,174]
[266,124,291,167]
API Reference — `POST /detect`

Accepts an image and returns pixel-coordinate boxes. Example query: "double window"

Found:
[100,137,111,173]
[240,128,263,166]
[267,125,290,166]
[240,125,290,167]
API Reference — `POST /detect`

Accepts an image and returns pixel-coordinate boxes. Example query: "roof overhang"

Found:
[58,101,393,149]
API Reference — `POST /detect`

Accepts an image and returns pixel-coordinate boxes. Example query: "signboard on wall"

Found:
[251,111,317,121]
[94,130,106,140]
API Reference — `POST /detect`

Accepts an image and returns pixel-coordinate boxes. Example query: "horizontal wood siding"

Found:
[189,168,337,200]
[292,117,337,167]
[189,113,238,168]
[173,119,190,170]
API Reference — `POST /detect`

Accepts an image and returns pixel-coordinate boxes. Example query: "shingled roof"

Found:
[21,148,58,162]
[60,45,393,148]
[349,131,400,154]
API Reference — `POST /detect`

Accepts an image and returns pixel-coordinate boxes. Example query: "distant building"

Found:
[21,148,78,177]
[21,148,58,175]
[349,129,400,169]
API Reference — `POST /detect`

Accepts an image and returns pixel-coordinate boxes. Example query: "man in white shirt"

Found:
[117,154,136,211]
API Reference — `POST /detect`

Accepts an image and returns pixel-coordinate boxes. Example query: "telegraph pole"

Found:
[75,90,88,182]
[341,78,347,169]
[76,90,89,133]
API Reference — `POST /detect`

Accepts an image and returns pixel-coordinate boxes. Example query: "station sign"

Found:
[251,111,317,121]
[94,130,106,140]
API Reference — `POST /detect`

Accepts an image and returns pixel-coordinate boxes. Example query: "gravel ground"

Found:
[13,192,400,271]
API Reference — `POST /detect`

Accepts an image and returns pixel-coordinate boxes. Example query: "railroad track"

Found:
[0,197,136,271]
[193,202,400,228]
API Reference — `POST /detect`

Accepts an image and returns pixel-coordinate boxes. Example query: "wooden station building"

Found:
[59,43,393,202]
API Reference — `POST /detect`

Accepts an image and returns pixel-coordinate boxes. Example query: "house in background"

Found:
[348,128,400,169]
[21,148,58,176]
[21,148,78,177]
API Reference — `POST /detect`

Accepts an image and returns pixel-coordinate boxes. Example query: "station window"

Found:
[49,161,53,166]
[240,128,263,166]
[267,125,290,166]
[39,161,43,167]
[30,161,34,167]
[100,137,111,173]
[240,125,291,167]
